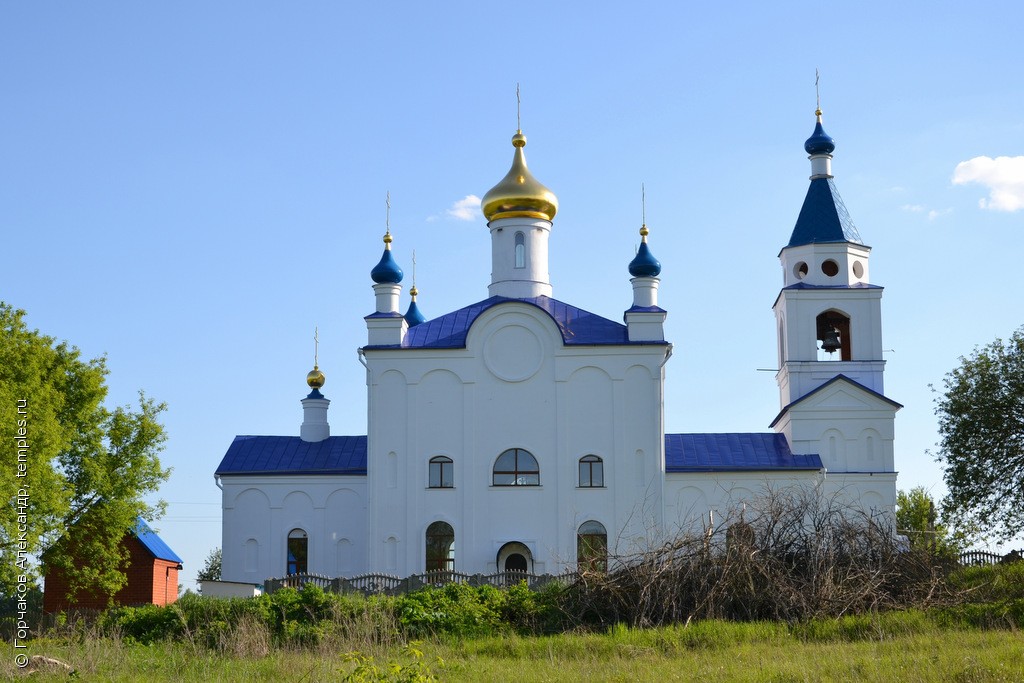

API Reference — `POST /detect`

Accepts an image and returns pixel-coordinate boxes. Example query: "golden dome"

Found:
[306,365,325,390]
[481,131,558,222]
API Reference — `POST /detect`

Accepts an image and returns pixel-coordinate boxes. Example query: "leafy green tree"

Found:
[197,547,222,584]
[1,303,169,602]
[934,325,1024,543]
[896,487,961,556]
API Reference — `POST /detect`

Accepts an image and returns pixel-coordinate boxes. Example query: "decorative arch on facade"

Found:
[244,538,259,574]
[335,538,353,575]
[860,428,882,465]
[514,231,525,268]
[822,428,847,470]
[384,536,398,572]
[674,485,708,528]
[860,491,885,518]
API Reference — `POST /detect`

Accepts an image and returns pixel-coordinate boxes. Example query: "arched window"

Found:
[514,232,525,269]
[577,520,607,571]
[286,528,308,575]
[493,448,540,486]
[428,456,454,488]
[816,310,851,361]
[426,521,455,572]
[578,455,604,487]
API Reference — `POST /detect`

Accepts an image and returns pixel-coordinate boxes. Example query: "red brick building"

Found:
[44,518,183,612]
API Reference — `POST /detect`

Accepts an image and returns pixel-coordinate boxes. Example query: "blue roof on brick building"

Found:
[134,518,183,564]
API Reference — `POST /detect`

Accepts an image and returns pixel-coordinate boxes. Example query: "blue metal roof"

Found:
[376,295,665,350]
[216,435,368,476]
[216,433,817,477]
[134,518,183,564]
[665,433,823,472]
[787,178,863,247]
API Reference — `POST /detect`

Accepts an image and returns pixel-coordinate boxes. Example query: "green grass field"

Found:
[10,617,1023,682]
[10,563,1024,681]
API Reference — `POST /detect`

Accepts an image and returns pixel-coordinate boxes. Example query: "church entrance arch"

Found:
[496,541,533,576]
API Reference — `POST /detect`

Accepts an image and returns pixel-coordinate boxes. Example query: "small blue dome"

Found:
[629,241,662,277]
[804,119,835,155]
[370,248,404,284]
[404,300,426,327]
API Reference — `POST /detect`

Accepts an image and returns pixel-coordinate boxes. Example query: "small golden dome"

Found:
[306,365,325,390]
[481,130,558,222]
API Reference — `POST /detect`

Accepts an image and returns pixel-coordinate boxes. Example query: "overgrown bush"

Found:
[564,485,955,627]
[394,581,566,637]
[78,485,1019,652]
[99,584,398,650]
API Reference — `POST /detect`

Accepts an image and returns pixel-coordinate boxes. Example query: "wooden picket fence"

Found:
[264,569,576,597]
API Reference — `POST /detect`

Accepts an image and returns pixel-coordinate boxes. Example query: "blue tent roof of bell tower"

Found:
[787,177,863,247]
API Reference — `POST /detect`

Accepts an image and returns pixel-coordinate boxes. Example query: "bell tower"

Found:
[771,106,900,494]
[774,109,886,407]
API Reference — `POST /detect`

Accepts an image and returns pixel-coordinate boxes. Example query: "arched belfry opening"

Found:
[816,310,851,361]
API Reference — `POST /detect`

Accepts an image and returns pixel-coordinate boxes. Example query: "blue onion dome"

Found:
[404,286,426,327]
[804,109,836,155]
[370,231,404,284]
[629,225,662,277]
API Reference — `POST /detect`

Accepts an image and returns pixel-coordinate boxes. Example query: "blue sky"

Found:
[4,2,1023,588]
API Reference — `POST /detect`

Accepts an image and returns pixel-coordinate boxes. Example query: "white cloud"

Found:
[901,204,950,221]
[445,194,482,221]
[952,156,1024,212]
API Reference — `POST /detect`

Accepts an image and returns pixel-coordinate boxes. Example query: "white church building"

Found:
[215,109,900,582]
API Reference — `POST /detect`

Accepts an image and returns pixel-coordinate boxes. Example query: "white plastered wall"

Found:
[363,301,668,576]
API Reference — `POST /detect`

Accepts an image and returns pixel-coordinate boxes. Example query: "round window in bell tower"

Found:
[821,259,840,277]
[852,261,864,279]
[794,262,808,280]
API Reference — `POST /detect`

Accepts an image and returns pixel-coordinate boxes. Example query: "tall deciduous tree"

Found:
[197,547,222,584]
[935,325,1024,543]
[895,487,961,557]
[1,303,169,601]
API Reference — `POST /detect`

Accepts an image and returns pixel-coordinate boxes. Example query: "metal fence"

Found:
[959,549,1022,566]
[264,569,577,596]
